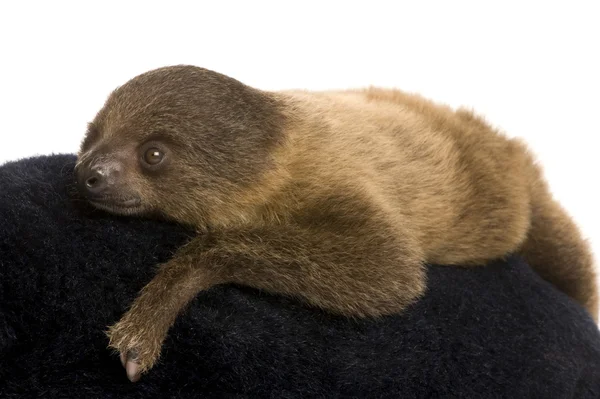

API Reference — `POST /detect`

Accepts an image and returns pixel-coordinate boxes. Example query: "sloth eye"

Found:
[143,148,164,165]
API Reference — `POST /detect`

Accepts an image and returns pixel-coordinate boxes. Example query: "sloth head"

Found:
[75,65,285,227]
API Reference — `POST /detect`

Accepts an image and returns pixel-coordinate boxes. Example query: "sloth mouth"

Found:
[88,197,144,215]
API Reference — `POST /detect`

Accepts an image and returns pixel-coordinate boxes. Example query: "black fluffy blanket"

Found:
[0,155,599,398]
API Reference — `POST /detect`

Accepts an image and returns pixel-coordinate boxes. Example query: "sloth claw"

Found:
[125,357,141,382]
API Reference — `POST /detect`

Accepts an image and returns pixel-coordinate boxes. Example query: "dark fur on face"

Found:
[75,65,598,382]
[76,65,285,227]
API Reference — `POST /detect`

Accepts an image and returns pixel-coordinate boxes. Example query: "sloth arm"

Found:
[108,195,427,379]
[118,218,427,337]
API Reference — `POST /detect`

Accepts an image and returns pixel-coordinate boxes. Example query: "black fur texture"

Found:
[0,155,599,398]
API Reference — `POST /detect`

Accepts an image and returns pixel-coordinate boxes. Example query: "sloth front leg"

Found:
[109,223,426,382]
[107,244,220,382]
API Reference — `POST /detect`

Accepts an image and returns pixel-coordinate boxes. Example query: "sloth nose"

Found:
[84,168,107,195]
[77,163,120,198]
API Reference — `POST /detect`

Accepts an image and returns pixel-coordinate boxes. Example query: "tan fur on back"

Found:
[260,87,597,318]
[269,88,530,265]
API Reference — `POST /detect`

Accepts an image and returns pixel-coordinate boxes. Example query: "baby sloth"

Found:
[75,65,598,382]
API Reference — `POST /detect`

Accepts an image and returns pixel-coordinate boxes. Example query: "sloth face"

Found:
[75,65,284,227]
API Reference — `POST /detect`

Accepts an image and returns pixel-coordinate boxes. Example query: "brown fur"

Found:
[75,65,598,381]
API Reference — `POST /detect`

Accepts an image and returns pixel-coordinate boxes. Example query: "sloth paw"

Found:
[107,317,165,382]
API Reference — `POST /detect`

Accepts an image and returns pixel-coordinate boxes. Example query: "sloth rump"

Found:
[75,65,598,382]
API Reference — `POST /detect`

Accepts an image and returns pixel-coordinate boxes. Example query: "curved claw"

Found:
[126,360,141,382]
[122,350,141,383]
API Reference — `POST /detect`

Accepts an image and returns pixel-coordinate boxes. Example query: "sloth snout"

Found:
[76,162,122,199]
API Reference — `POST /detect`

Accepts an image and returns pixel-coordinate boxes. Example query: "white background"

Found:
[0,2,598,270]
